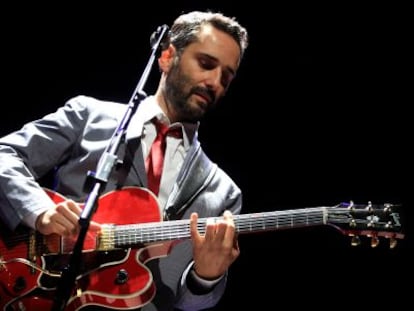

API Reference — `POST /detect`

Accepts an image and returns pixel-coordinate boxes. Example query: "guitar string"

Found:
[109,209,358,244]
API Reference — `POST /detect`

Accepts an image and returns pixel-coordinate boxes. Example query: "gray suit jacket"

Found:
[0,95,242,311]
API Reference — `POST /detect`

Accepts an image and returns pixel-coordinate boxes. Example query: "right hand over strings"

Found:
[35,199,102,236]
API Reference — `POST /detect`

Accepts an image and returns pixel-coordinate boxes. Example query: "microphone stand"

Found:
[51,24,170,311]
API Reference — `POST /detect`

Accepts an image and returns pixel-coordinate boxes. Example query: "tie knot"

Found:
[153,118,182,138]
[153,119,169,135]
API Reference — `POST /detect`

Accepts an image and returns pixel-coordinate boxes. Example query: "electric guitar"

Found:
[0,187,404,311]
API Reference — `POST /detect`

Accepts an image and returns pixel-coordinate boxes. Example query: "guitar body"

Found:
[0,187,169,311]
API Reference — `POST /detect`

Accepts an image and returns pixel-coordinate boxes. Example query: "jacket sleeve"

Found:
[0,96,90,230]
[173,168,242,310]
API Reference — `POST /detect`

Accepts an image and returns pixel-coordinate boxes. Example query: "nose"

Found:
[205,67,223,93]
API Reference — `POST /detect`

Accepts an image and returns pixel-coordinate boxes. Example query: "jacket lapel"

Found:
[164,140,216,219]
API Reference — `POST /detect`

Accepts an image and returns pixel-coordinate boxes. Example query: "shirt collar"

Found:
[126,95,199,144]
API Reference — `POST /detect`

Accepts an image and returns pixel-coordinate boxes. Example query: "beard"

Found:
[164,60,216,123]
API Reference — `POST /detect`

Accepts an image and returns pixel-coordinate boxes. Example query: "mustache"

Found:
[190,86,216,104]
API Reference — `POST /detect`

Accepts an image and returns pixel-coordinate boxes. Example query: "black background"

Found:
[3,2,411,310]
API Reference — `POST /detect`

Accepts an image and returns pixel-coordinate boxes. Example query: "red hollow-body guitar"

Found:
[0,187,404,310]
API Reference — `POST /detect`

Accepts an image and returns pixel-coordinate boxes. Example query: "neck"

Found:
[155,85,179,124]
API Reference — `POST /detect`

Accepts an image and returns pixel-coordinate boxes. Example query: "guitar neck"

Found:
[99,207,328,249]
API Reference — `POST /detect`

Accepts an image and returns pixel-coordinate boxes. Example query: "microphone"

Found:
[150,24,170,52]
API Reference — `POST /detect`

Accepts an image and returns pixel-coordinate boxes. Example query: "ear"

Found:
[158,44,175,72]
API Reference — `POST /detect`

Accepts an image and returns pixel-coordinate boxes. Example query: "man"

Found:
[0,10,249,311]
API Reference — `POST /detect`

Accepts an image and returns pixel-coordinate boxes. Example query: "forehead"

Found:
[190,24,241,71]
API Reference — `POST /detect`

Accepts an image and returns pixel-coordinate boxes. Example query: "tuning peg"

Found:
[365,201,373,212]
[383,203,392,213]
[350,235,361,246]
[370,236,380,248]
[389,237,398,249]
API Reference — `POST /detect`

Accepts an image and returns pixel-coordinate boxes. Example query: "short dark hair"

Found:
[170,11,249,60]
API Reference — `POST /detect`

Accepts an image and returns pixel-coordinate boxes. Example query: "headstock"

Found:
[327,201,404,249]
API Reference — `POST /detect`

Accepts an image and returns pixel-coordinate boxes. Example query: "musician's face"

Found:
[163,24,240,123]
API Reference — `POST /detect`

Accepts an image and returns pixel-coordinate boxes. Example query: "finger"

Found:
[204,217,217,240]
[89,220,102,232]
[54,201,80,235]
[222,210,237,246]
[65,200,83,219]
[65,200,101,232]
[49,221,68,236]
[190,212,201,242]
[214,219,228,240]
[223,210,233,221]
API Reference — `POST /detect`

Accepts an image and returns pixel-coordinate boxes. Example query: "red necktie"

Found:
[145,119,181,196]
